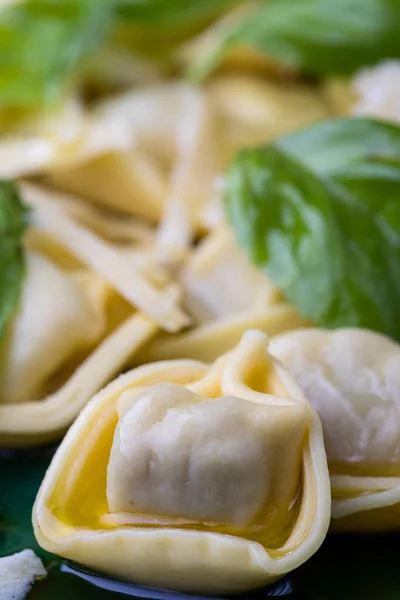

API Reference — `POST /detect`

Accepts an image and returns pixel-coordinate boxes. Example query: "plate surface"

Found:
[1,447,399,600]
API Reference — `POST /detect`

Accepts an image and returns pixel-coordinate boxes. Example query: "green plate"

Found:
[1,447,399,600]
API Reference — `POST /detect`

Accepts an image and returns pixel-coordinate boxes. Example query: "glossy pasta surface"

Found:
[33,331,330,594]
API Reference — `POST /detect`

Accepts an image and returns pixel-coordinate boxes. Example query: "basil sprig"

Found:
[225,118,400,339]
[191,0,400,80]
[0,181,29,336]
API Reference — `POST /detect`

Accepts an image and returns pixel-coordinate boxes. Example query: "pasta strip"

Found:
[136,303,309,364]
[46,192,155,244]
[156,90,220,263]
[22,183,190,332]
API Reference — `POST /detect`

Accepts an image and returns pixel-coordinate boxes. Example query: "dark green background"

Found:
[1,448,398,599]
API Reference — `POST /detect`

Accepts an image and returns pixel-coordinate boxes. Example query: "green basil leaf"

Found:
[0,181,30,336]
[192,0,400,79]
[225,118,400,339]
[0,0,113,109]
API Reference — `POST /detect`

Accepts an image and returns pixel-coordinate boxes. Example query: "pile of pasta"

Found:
[4,30,400,592]
[33,330,331,594]
[1,56,337,446]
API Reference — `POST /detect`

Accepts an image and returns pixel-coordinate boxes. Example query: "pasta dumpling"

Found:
[0,251,106,404]
[208,74,330,152]
[0,227,159,446]
[181,227,282,323]
[136,228,308,364]
[33,330,330,595]
[107,384,307,529]
[46,149,167,223]
[270,328,400,530]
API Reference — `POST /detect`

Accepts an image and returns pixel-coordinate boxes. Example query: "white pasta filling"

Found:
[107,383,307,527]
[270,328,400,468]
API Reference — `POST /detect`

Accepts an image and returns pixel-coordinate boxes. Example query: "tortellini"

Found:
[33,330,330,595]
[181,226,282,323]
[45,84,221,257]
[136,228,308,364]
[207,74,331,153]
[0,233,158,446]
[0,251,106,405]
[46,149,167,223]
[270,328,400,531]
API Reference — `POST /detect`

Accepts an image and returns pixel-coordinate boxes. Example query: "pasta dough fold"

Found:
[270,328,400,531]
[33,330,330,594]
[0,251,106,405]
[0,184,187,446]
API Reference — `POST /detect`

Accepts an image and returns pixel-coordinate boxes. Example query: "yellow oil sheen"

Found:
[48,392,301,550]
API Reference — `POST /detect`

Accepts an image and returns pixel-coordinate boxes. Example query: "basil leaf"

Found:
[0,0,113,109]
[0,181,29,336]
[193,0,400,79]
[225,118,400,339]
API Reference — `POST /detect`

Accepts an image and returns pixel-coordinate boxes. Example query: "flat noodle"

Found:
[22,183,190,332]
[65,84,222,235]
[156,90,221,263]
[44,95,132,170]
[45,191,156,245]
[93,84,188,156]
[135,303,309,364]
[121,248,171,288]
[331,475,400,494]
[46,149,167,222]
